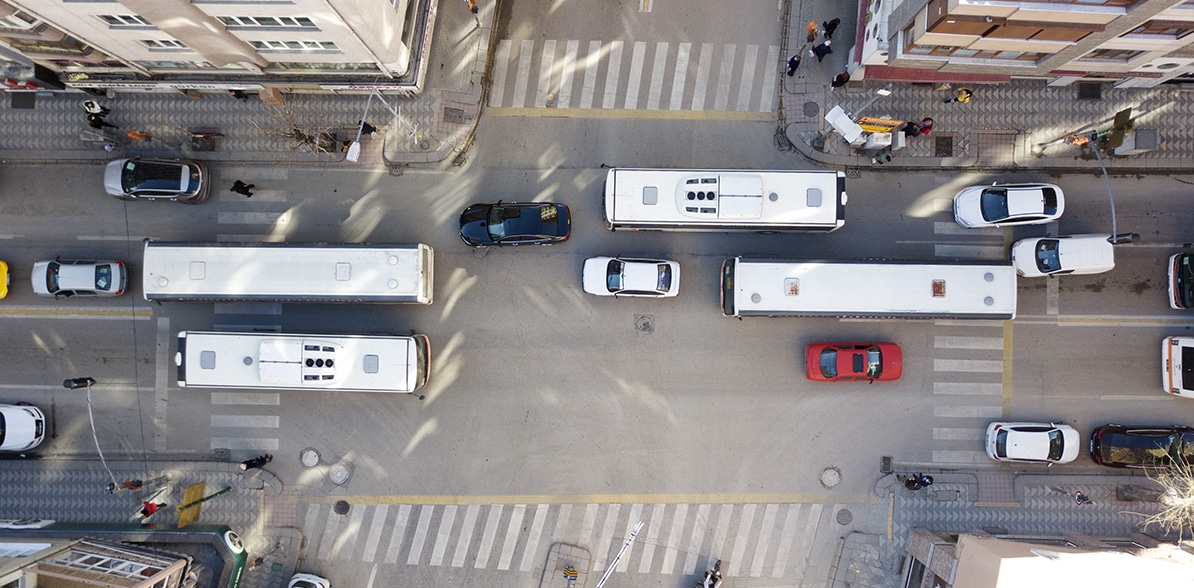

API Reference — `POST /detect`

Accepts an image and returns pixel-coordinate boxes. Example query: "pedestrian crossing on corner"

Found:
[488,39,780,114]
[930,326,1006,465]
[932,221,1005,259]
[298,500,836,581]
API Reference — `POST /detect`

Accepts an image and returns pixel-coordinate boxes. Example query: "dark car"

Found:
[1089,424,1194,468]
[459,202,571,247]
[103,157,209,204]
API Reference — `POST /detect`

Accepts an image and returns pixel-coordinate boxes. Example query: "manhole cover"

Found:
[934,135,953,157]
[212,448,231,460]
[333,500,350,515]
[836,508,853,525]
[820,466,842,489]
[300,448,320,468]
[329,462,352,485]
[1077,82,1102,100]
[634,314,655,333]
[444,107,465,124]
[880,455,893,474]
[803,101,820,117]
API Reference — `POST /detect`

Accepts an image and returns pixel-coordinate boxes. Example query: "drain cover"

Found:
[333,500,350,515]
[634,314,655,333]
[934,135,953,157]
[803,101,820,117]
[836,508,853,525]
[444,107,465,124]
[820,466,842,488]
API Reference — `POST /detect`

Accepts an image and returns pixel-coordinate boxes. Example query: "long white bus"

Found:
[602,168,846,232]
[176,331,431,393]
[721,258,1017,319]
[142,241,433,304]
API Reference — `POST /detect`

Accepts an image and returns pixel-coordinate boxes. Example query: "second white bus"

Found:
[176,331,431,393]
[721,258,1017,319]
[142,241,433,304]
[603,168,847,232]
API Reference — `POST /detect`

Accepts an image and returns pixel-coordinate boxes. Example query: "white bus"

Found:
[602,168,846,232]
[142,241,433,304]
[720,258,1017,319]
[176,331,431,393]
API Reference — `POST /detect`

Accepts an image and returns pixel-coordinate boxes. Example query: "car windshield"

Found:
[1183,346,1194,392]
[121,160,185,193]
[0,411,6,446]
[865,347,882,378]
[606,260,625,291]
[1033,239,1061,272]
[487,204,558,241]
[94,264,112,290]
[1046,429,1065,461]
[994,429,1009,457]
[46,262,60,292]
[979,188,1009,221]
[1040,187,1059,215]
[1178,254,1194,308]
[657,264,671,291]
[818,348,838,378]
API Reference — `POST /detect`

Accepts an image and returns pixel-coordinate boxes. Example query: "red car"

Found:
[805,342,902,382]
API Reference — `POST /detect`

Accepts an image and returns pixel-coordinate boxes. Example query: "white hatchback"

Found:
[31,258,127,298]
[288,573,330,588]
[953,182,1064,228]
[0,403,46,452]
[1011,234,1115,277]
[582,257,680,297]
[984,422,1079,464]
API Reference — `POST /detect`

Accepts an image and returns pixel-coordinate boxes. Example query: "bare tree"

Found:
[1134,460,1194,538]
[250,100,344,158]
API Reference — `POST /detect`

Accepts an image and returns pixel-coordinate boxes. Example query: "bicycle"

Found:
[1046,485,1094,505]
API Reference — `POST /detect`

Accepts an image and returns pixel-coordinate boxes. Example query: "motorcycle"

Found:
[696,559,722,588]
[900,473,934,491]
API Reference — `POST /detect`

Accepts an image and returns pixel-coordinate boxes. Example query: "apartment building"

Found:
[856,0,1194,87]
[0,0,429,94]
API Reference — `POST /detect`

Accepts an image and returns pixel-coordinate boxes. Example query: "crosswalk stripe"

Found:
[660,503,687,574]
[638,503,665,573]
[361,504,389,563]
[580,41,600,108]
[935,336,1002,350]
[551,503,572,543]
[558,40,578,108]
[519,504,549,571]
[712,504,732,558]
[758,45,779,112]
[217,212,281,224]
[384,505,410,564]
[736,44,758,112]
[616,503,643,572]
[592,503,621,574]
[727,504,754,576]
[536,40,556,108]
[407,505,433,565]
[647,42,668,110]
[934,221,1002,236]
[302,504,323,559]
[934,382,1002,395]
[934,449,987,463]
[210,392,279,405]
[770,504,801,578]
[669,43,691,110]
[750,503,779,577]
[934,427,985,440]
[474,505,502,568]
[603,41,623,108]
[935,244,1006,258]
[337,505,366,561]
[209,437,277,450]
[316,505,342,560]
[513,40,533,107]
[429,504,456,566]
[490,40,511,107]
[210,415,278,428]
[715,45,735,110]
[625,41,647,109]
[935,358,1003,372]
[692,43,714,110]
[794,504,824,584]
[934,405,1002,418]
[682,503,710,574]
[579,503,599,559]
[452,504,480,568]
[497,504,525,570]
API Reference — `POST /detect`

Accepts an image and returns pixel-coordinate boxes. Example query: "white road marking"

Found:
[933,405,1003,418]
[536,40,556,108]
[934,382,1002,396]
[691,43,714,110]
[451,504,480,567]
[490,40,511,107]
[209,437,277,450]
[715,45,735,111]
[407,504,434,565]
[429,504,456,566]
[758,45,779,112]
[558,40,578,108]
[602,41,624,109]
[519,504,549,571]
[211,392,280,405]
[616,503,644,572]
[934,427,985,440]
[736,44,758,111]
[750,503,778,577]
[770,504,802,578]
[362,505,389,563]
[682,503,710,574]
[497,504,525,570]
[513,40,533,107]
[638,503,665,573]
[210,415,278,428]
[624,41,647,109]
[728,504,754,576]
[591,503,621,574]
[934,358,1003,372]
[646,42,668,110]
[935,336,1003,350]
[659,503,687,573]
[474,505,503,568]
[934,244,1006,258]
[384,504,411,564]
[580,41,601,108]
[669,43,691,110]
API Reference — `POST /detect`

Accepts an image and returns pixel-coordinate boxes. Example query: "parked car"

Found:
[0,403,46,451]
[953,182,1064,228]
[31,258,127,298]
[104,157,209,203]
[582,257,680,297]
[984,422,1079,464]
[1163,336,1194,398]
[1089,424,1194,468]
[288,573,330,588]
[1010,234,1115,277]
[459,201,571,247]
[0,518,54,529]
[0,260,8,299]
[805,342,902,382]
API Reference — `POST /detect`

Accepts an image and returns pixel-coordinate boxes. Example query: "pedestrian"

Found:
[228,89,248,102]
[944,86,972,104]
[916,117,934,135]
[126,129,152,141]
[786,54,801,77]
[240,453,272,470]
[468,0,477,13]
[901,121,920,138]
[831,70,850,88]
[811,40,833,62]
[359,120,378,139]
[823,18,841,39]
[86,114,118,130]
[230,180,255,198]
[806,20,818,43]
[871,150,893,165]
[108,479,144,493]
[140,501,166,518]
[83,100,110,116]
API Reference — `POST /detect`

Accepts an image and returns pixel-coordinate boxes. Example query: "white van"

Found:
[1010,234,1114,277]
[1163,336,1194,398]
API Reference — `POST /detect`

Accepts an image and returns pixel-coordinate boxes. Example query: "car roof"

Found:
[57,263,104,290]
[621,260,662,290]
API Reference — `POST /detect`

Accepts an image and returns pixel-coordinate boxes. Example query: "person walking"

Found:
[230,180,255,198]
[86,114,118,130]
[467,0,477,13]
[240,453,272,470]
[228,89,248,102]
[916,117,934,135]
[811,40,833,62]
[806,21,818,43]
[359,120,379,139]
[786,54,801,77]
[83,100,110,116]
[831,70,850,88]
[944,86,973,104]
[823,18,841,39]
[140,501,166,518]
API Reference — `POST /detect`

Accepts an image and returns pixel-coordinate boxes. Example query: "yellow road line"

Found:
[293,492,876,506]
[486,107,774,121]
[1002,321,1013,417]
[0,307,152,318]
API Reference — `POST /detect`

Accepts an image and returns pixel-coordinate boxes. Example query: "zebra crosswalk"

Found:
[298,500,837,581]
[488,39,781,114]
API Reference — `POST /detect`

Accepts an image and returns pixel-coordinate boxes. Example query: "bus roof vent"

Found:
[364,354,379,374]
[932,279,946,297]
[189,261,206,280]
[806,188,822,207]
[200,350,216,369]
[642,186,658,205]
[336,262,351,281]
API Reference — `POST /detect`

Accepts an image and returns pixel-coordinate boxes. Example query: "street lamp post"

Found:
[1085,131,1139,245]
[63,376,118,487]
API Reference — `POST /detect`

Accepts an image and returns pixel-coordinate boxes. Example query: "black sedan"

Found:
[1089,424,1194,468]
[459,201,571,247]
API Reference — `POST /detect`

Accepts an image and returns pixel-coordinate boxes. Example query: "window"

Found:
[140,40,188,50]
[0,10,39,30]
[1083,48,1145,61]
[265,62,381,72]
[220,16,316,28]
[249,40,338,51]
[99,15,153,27]
[1126,20,1194,38]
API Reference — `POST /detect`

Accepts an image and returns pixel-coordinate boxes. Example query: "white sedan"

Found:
[953,183,1064,228]
[31,258,127,298]
[582,257,680,297]
[1011,234,1115,277]
[984,422,1079,464]
[0,403,46,451]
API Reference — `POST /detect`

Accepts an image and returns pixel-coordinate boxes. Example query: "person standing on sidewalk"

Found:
[86,114,118,130]
[786,54,801,77]
[241,453,272,470]
[230,180,255,198]
[140,501,166,518]
[831,70,850,88]
[823,18,841,39]
[944,87,973,104]
[83,100,110,116]
[811,40,833,62]
[806,21,818,43]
